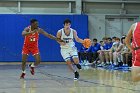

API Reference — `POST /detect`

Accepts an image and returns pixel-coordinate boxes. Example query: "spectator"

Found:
[86,38,101,63]
[98,37,113,66]
[110,37,121,66]
[112,36,116,43]
[78,45,89,65]
[120,37,131,67]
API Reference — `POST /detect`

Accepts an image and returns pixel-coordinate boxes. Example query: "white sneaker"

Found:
[84,61,92,66]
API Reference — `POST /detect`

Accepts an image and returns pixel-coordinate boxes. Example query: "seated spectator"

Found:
[120,37,131,67]
[95,41,104,65]
[78,45,88,65]
[99,41,104,50]
[108,36,116,64]
[86,38,101,63]
[105,37,113,64]
[110,37,122,66]
[112,36,116,43]
[98,37,113,66]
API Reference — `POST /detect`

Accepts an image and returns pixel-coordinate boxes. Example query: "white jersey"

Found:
[59,28,75,49]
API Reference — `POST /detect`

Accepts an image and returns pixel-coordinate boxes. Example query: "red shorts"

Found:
[22,45,39,56]
[132,50,140,67]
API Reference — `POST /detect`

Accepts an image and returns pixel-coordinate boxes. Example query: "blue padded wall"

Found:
[0,14,88,62]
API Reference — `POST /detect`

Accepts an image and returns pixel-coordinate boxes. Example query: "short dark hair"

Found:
[108,37,112,41]
[30,19,38,24]
[93,38,97,42]
[121,37,125,43]
[100,41,103,43]
[63,18,71,24]
[112,36,116,39]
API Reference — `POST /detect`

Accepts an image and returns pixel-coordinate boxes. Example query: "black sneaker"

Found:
[76,64,82,70]
[74,71,79,80]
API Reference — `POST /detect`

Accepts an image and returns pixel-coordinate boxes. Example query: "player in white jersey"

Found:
[57,19,84,80]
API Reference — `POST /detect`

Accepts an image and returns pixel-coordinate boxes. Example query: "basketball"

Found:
[83,39,92,48]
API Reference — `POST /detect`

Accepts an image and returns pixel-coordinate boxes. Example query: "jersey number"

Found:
[30,38,36,42]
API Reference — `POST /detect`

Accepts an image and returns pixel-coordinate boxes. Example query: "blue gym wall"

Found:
[0,14,88,62]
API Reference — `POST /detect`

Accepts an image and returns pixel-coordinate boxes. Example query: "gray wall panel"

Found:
[88,15,105,41]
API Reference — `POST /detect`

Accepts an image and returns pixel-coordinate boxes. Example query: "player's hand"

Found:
[56,38,65,42]
[60,42,66,46]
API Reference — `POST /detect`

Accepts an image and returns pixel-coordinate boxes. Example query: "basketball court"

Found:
[0,0,140,93]
[0,63,139,93]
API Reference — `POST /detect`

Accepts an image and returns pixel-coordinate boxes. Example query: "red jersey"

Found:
[23,26,39,47]
[132,22,140,66]
[22,26,39,55]
[132,22,140,49]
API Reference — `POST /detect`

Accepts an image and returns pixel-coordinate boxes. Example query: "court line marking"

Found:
[38,69,140,92]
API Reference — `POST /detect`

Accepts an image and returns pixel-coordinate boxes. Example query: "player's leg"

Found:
[33,54,41,66]
[70,48,82,70]
[61,49,79,80]
[61,49,76,72]
[66,59,76,73]
[131,50,140,82]
[31,47,40,66]
[29,47,40,75]
[21,54,28,72]
[29,54,41,75]
[71,49,82,80]
[72,57,81,80]
[66,59,79,80]
[131,67,140,82]
[73,57,81,69]
[20,47,29,79]
[20,54,28,79]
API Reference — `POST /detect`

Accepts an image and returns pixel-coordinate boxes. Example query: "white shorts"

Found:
[60,47,78,61]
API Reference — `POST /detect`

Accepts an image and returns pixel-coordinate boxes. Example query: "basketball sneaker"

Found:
[20,73,25,79]
[29,63,35,75]
[74,71,79,80]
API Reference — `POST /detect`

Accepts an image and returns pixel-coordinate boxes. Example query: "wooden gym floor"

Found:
[0,63,139,93]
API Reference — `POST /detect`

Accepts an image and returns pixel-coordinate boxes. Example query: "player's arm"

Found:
[38,28,63,42]
[22,27,36,36]
[56,31,66,45]
[73,30,84,44]
[125,24,134,52]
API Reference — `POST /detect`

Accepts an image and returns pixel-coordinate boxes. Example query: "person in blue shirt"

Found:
[78,45,88,64]
[98,37,113,66]
[107,37,113,49]
[86,38,101,63]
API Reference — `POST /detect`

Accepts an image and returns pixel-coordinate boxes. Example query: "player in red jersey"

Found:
[126,22,140,82]
[20,19,63,79]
